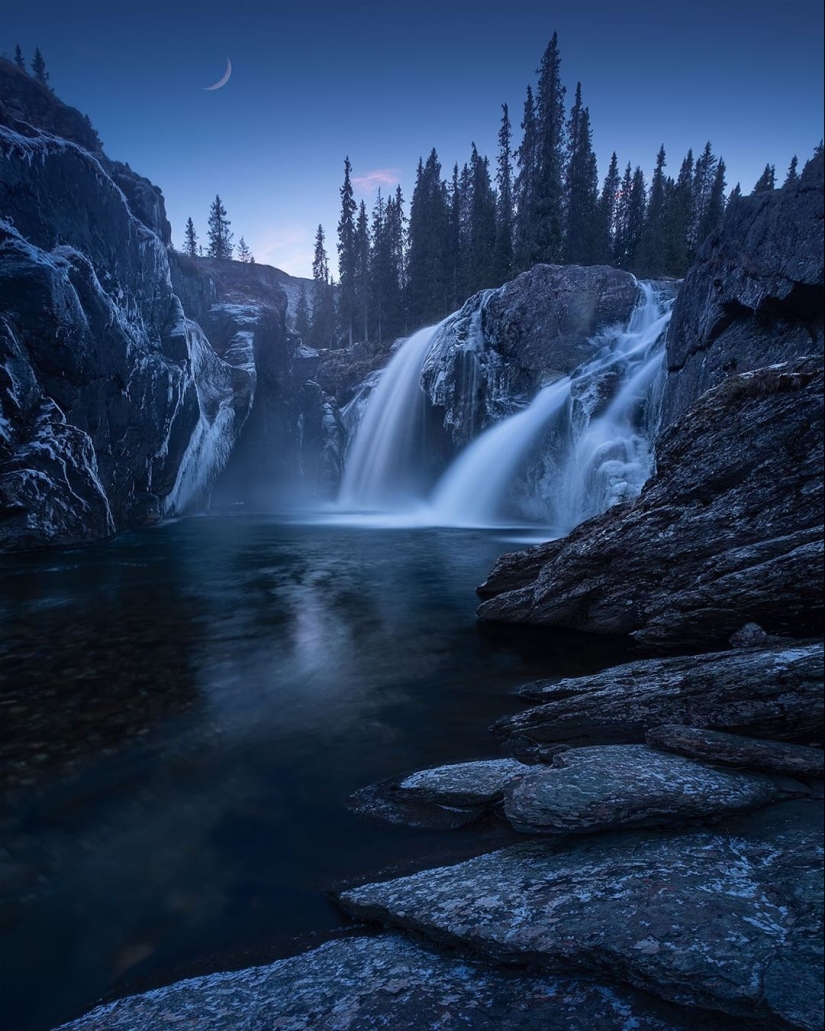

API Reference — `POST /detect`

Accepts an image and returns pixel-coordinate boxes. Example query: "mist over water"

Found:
[335,282,673,532]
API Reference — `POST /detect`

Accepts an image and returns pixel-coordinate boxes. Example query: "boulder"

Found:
[421,265,640,450]
[495,643,824,746]
[646,725,825,777]
[339,806,824,1027]
[502,744,784,835]
[54,932,699,1031]
[478,359,824,646]
[398,759,529,806]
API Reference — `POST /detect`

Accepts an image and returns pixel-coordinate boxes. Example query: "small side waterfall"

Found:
[338,325,439,509]
[336,282,673,531]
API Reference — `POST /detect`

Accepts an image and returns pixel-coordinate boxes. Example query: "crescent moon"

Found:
[204,58,232,91]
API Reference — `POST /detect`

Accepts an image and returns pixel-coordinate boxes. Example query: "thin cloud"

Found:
[351,169,402,193]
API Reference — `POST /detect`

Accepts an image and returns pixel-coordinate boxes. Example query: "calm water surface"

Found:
[0,517,636,1031]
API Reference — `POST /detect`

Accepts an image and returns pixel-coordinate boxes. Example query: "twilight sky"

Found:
[3,0,823,278]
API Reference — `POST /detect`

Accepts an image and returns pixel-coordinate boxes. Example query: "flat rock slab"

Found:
[647,725,825,777]
[54,932,694,1031]
[398,759,529,805]
[339,825,824,1028]
[497,643,824,745]
[502,744,783,835]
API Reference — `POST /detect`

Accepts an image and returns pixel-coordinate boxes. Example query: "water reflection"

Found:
[0,517,636,1031]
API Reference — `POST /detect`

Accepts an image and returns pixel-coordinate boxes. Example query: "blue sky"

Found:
[3,0,823,277]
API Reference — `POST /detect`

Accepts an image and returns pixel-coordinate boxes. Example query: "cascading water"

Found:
[336,282,673,531]
[338,325,439,510]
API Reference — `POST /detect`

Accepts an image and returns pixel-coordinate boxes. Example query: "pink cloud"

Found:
[351,169,402,193]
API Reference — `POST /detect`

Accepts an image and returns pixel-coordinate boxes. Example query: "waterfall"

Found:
[336,282,672,531]
[338,325,439,510]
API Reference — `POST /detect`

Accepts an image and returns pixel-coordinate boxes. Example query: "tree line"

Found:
[9,43,51,85]
[182,197,254,263]
[307,32,816,346]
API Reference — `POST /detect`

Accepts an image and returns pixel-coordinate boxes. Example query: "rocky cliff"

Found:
[0,59,339,549]
[478,154,825,646]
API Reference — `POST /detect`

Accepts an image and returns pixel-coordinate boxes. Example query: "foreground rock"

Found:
[503,744,785,835]
[496,643,824,746]
[348,759,529,829]
[55,932,696,1031]
[340,806,824,1028]
[646,725,825,777]
[478,358,824,645]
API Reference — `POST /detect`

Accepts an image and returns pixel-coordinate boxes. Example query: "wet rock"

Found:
[421,264,640,450]
[339,815,824,1027]
[54,932,698,1031]
[502,744,784,835]
[496,643,824,746]
[646,725,825,777]
[347,777,487,830]
[661,151,824,429]
[478,359,824,646]
[398,759,529,806]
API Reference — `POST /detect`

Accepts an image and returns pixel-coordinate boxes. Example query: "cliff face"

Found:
[0,59,340,549]
[478,155,825,647]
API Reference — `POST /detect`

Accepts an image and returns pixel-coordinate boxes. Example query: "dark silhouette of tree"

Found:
[564,83,599,264]
[637,146,667,275]
[295,283,311,341]
[493,104,515,282]
[236,237,253,262]
[407,150,451,327]
[184,217,198,258]
[14,45,25,72]
[337,157,357,346]
[310,224,336,348]
[532,33,566,263]
[753,164,776,192]
[596,151,620,263]
[354,200,371,342]
[31,47,49,85]
[783,155,799,187]
[661,150,694,276]
[467,143,497,293]
[207,195,233,259]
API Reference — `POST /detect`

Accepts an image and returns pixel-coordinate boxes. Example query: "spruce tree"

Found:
[337,157,357,346]
[236,237,252,262]
[354,200,371,342]
[14,45,25,71]
[448,164,465,310]
[31,47,49,85]
[407,150,451,327]
[661,150,694,276]
[753,164,776,192]
[295,284,311,341]
[564,83,599,265]
[514,84,538,271]
[467,144,497,294]
[638,146,667,275]
[783,155,799,187]
[493,103,515,283]
[370,190,387,342]
[689,142,720,257]
[207,195,233,259]
[728,183,742,205]
[532,33,567,264]
[184,217,198,258]
[697,158,726,247]
[310,225,335,348]
[597,152,620,263]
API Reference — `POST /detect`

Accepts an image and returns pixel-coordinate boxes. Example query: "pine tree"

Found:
[615,164,646,270]
[637,146,667,275]
[493,104,515,283]
[728,183,742,205]
[696,158,726,247]
[369,190,387,342]
[31,47,49,85]
[184,217,198,258]
[448,164,465,310]
[597,152,620,263]
[689,142,720,256]
[236,237,252,262]
[564,83,599,265]
[14,45,25,71]
[295,283,311,341]
[783,155,799,187]
[207,195,233,259]
[532,33,567,263]
[661,150,694,276]
[467,144,497,294]
[337,157,357,346]
[407,149,451,327]
[514,84,539,271]
[753,164,776,192]
[310,224,335,348]
[354,200,371,342]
